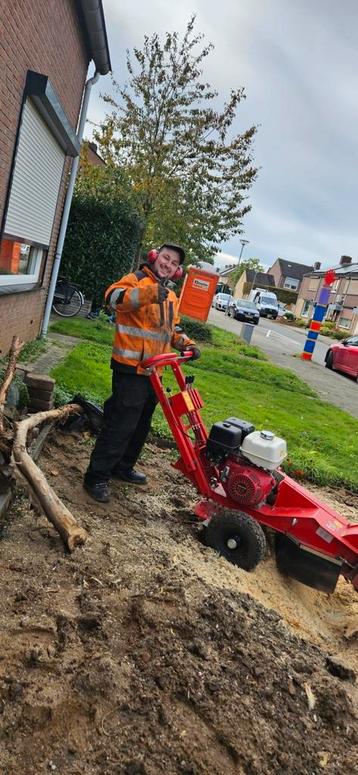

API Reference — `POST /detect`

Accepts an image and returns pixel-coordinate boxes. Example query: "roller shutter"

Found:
[4,98,65,246]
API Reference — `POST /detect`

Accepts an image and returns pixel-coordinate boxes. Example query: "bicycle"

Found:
[52,277,84,317]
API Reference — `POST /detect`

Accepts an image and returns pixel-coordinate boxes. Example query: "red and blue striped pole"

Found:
[301,269,336,361]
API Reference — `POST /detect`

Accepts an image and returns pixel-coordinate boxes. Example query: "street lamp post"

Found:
[238,238,249,268]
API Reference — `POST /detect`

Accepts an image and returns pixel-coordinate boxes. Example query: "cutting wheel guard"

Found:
[141,353,358,592]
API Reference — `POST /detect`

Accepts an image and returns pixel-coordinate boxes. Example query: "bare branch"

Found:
[12,404,88,552]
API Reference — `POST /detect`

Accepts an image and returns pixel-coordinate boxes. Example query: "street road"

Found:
[208,308,358,418]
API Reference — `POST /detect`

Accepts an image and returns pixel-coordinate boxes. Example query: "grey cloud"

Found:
[93,0,358,268]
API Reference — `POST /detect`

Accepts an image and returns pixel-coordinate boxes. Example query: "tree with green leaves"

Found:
[94,16,257,263]
[229,257,265,288]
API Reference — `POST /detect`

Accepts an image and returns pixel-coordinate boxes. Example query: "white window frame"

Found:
[283,276,299,290]
[301,300,311,317]
[338,317,351,330]
[0,244,44,289]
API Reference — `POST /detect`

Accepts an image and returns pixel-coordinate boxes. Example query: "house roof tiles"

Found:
[304,263,358,279]
[275,258,314,280]
[246,270,275,286]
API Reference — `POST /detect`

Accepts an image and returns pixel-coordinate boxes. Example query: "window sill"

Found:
[0,279,42,296]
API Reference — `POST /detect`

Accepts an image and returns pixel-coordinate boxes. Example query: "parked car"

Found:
[325,336,358,381]
[227,298,260,324]
[212,292,232,311]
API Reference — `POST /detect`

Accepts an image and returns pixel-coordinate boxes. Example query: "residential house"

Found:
[268,258,318,293]
[296,256,358,334]
[215,263,235,294]
[82,141,106,168]
[0,0,111,354]
[232,269,276,299]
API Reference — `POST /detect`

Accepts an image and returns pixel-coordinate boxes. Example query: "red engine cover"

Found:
[225,461,275,506]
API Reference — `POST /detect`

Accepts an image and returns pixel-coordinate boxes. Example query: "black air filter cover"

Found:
[225,417,255,440]
[206,420,243,462]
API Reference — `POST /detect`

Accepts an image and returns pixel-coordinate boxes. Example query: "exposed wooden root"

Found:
[0,340,88,552]
[12,404,88,551]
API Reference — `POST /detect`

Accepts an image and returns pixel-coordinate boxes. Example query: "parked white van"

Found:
[248,289,279,319]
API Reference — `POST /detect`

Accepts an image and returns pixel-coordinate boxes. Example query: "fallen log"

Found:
[12,404,88,551]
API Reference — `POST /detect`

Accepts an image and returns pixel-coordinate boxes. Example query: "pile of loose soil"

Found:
[0,431,357,775]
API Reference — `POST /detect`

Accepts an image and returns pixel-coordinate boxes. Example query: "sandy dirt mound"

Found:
[0,431,357,774]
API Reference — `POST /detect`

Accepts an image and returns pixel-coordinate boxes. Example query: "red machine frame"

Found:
[142,352,358,592]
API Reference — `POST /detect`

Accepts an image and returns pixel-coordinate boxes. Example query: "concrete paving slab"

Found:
[19,333,80,377]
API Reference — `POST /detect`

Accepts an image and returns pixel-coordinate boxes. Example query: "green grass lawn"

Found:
[50,318,358,491]
[50,316,114,347]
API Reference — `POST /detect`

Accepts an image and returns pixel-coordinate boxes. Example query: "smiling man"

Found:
[83,243,201,503]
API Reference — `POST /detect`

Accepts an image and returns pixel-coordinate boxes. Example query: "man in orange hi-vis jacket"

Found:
[83,243,200,503]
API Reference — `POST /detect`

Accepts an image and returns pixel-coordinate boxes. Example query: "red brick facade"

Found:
[0,0,89,354]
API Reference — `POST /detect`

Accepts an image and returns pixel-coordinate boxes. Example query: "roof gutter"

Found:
[78,0,112,75]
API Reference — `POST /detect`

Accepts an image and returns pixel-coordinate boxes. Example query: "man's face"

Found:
[153,248,181,280]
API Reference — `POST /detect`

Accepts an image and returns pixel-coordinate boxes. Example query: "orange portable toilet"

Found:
[178,266,219,322]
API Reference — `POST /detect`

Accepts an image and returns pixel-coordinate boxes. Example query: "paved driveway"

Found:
[208,308,358,418]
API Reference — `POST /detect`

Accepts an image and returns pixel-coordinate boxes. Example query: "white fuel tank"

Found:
[241,430,287,470]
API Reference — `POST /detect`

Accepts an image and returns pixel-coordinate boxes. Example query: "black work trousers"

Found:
[85,371,158,483]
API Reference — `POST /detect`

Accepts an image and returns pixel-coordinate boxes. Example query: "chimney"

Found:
[313,261,321,270]
[339,255,352,266]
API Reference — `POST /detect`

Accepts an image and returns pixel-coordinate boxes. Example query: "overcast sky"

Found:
[88,0,358,270]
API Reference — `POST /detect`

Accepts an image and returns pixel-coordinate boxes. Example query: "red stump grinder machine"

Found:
[141,352,358,595]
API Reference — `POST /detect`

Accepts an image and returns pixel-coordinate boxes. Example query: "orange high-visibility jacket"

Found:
[105,265,195,375]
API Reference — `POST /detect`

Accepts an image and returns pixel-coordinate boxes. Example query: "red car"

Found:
[325,335,358,381]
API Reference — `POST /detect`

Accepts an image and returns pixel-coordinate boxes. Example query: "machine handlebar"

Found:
[141,352,193,369]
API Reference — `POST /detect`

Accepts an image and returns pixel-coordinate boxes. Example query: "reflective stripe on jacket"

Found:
[105,266,195,374]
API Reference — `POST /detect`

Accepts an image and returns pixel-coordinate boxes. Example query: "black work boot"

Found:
[112,468,147,485]
[83,478,110,503]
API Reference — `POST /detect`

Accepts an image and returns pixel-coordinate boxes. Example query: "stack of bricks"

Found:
[25,373,55,412]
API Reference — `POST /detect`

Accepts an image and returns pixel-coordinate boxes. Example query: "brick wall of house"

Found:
[267,260,281,287]
[84,142,106,167]
[0,0,89,353]
[295,274,358,333]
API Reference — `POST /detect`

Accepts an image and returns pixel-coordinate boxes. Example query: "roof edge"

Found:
[78,0,112,75]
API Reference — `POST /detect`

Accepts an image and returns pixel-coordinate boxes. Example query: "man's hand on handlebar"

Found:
[181,345,201,361]
[157,285,169,303]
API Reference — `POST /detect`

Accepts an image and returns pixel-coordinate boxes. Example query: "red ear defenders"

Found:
[147,248,184,281]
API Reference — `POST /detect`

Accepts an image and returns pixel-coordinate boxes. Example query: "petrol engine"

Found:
[206,417,287,507]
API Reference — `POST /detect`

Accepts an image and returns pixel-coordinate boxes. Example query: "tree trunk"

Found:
[12,404,88,551]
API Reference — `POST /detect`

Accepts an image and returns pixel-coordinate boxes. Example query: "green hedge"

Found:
[293,319,349,340]
[61,166,142,308]
[180,315,213,343]
[242,281,298,306]
[283,311,296,320]
[321,327,348,340]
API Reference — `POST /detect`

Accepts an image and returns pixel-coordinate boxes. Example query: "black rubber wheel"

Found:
[52,289,83,317]
[205,511,266,571]
[325,350,333,369]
